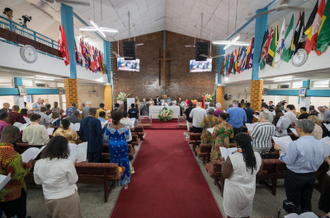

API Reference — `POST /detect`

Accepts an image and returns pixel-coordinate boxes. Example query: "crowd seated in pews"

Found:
[185,99,330,216]
[0,100,142,217]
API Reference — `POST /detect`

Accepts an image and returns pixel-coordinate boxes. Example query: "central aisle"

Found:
[110,129,223,218]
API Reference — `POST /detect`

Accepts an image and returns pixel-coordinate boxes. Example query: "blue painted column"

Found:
[250,7,268,118]
[61,3,77,79]
[302,80,310,89]
[14,77,23,87]
[103,40,111,83]
[251,7,268,80]
[217,45,225,84]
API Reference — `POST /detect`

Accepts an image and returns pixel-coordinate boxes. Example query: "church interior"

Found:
[0,0,330,217]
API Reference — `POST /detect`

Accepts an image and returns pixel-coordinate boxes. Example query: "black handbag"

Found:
[261,151,275,159]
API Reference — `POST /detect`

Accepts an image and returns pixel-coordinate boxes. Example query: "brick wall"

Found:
[112,31,216,101]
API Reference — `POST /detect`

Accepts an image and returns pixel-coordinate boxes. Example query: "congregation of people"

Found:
[0,96,330,218]
[183,99,330,217]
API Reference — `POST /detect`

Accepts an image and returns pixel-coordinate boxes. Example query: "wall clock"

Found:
[20,45,38,63]
[224,94,231,100]
[292,48,308,67]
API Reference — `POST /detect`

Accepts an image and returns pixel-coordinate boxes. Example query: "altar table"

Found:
[149,105,181,119]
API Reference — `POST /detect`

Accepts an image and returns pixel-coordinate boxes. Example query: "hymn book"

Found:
[50,118,59,124]
[0,173,11,192]
[320,136,330,156]
[21,146,47,163]
[289,128,298,135]
[47,128,54,135]
[245,123,258,131]
[68,142,88,163]
[253,115,259,119]
[219,147,238,161]
[13,122,29,131]
[323,123,330,132]
[23,117,31,124]
[272,136,292,153]
[207,127,215,134]
[69,123,81,131]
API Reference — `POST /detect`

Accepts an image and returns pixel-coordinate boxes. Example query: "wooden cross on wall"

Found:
[154,48,175,86]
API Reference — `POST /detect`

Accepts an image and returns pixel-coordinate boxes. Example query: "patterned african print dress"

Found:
[210,122,234,161]
[200,115,219,143]
[106,126,130,185]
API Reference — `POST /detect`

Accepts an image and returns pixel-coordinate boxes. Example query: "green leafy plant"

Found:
[158,107,173,122]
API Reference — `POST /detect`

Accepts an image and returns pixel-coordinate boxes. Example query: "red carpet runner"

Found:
[110,129,223,218]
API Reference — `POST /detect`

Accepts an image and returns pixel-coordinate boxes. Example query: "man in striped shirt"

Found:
[249,112,275,154]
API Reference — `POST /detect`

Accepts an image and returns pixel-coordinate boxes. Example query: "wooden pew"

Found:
[188,133,202,156]
[25,163,124,203]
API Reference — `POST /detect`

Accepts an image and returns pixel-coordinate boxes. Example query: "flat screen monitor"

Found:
[117,58,140,72]
[189,58,212,73]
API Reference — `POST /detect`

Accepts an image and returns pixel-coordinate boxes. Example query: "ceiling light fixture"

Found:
[78,19,119,37]
[273,78,293,82]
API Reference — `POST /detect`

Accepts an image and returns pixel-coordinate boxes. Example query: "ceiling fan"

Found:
[247,0,303,20]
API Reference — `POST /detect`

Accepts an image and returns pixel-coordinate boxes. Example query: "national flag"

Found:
[220,58,225,76]
[235,47,241,72]
[233,49,238,74]
[228,52,234,75]
[90,46,96,72]
[315,0,330,54]
[267,23,278,67]
[244,40,251,69]
[311,0,326,55]
[304,0,319,54]
[101,52,107,74]
[260,28,274,70]
[248,37,255,69]
[84,43,89,69]
[203,94,206,109]
[58,25,70,66]
[245,37,254,69]
[281,14,294,62]
[74,38,80,64]
[239,47,246,73]
[275,19,286,62]
[225,54,230,77]
[293,12,305,54]
[79,38,86,67]
[259,29,269,63]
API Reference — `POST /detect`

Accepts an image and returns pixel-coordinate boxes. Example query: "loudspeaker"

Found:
[195,42,209,61]
[123,41,136,60]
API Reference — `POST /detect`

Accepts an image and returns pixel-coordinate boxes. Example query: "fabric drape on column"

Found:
[250,80,264,122]
[64,78,78,108]
[216,86,225,110]
[104,85,113,111]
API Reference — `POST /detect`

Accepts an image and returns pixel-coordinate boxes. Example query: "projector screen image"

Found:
[117,58,140,72]
[189,58,212,73]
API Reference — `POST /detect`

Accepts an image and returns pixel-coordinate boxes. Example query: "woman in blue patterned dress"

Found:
[105,111,130,185]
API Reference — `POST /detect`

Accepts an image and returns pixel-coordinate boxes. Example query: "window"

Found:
[279,83,290,89]
[292,81,303,89]
[312,80,329,88]
[22,80,33,87]
[269,84,278,89]
[0,78,13,87]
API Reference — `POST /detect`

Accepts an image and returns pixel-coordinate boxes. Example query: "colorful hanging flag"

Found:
[315,0,330,54]
[260,28,273,70]
[220,58,225,76]
[79,38,86,67]
[74,38,80,64]
[248,37,255,69]
[244,40,251,69]
[293,12,305,54]
[228,52,234,75]
[304,0,319,54]
[275,19,286,62]
[281,14,294,62]
[239,47,246,73]
[267,24,278,67]
[225,54,230,77]
[58,25,70,66]
[311,0,326,55]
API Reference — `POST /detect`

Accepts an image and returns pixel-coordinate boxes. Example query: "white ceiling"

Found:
[0,0,317,44]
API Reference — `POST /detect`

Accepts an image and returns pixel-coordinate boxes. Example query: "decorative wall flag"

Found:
[220,58,225,76]
[239,47,246,73]
[304,0,319,54]
[225,54,230,77]
[244,40,251,69]
[260,29,272,70]
[315,0,330,54]
[267,23,278,67]
[74,38,80,64]
[275,19,286,62]
[293,12,305,54]
[281,14,294,62]
[311,0,326,55]
[246,37,254,70]
[58,25,70,66]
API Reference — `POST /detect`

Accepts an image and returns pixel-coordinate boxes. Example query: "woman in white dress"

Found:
[221,133,263,218]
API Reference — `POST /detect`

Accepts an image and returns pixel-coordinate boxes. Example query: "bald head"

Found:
[0,125,20,143]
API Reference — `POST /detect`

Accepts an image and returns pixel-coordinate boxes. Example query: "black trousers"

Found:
[230,127,243,143]
[193,126,203,133]
[285,170,315,212]
[88,151,102,162]
[0,188,27,218]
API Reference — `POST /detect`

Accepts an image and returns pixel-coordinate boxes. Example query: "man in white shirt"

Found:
[22,114,50,147]
[120,111,134,142]
[261,103,274,123]
[189,102,207,133]
[285,104,297,124]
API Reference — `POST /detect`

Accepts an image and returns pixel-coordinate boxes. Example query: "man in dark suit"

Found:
[154,96,161,105]
[79,108,106,162]
[244,103,254,124]
[65,110,81,124]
